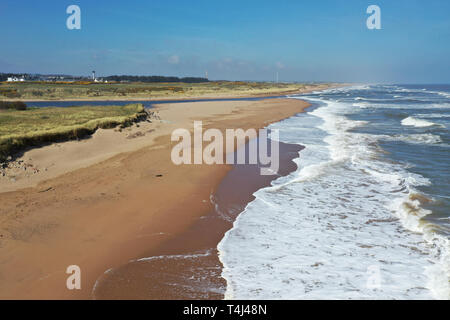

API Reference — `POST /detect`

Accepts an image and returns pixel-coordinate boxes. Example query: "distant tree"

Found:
[0,101,27,110]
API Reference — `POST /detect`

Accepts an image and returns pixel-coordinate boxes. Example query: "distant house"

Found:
[94,78,108,83]
[7,77,25,82]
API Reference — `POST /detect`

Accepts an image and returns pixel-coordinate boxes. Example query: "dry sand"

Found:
[0,97,311,299]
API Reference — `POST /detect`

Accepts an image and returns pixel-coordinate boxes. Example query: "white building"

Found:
[7,77,25,82]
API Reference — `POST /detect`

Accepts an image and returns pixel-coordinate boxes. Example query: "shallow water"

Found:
[24,95,285,109]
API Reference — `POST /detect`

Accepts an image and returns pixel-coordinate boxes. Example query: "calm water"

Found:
[218,84,450,299]
[24,95,284,109]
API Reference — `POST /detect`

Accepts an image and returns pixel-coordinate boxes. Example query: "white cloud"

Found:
[275,61,285,69]
[168,55,180,65]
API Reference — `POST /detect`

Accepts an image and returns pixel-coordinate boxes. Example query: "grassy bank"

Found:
[0,81,312,100]
[0,103,147,161]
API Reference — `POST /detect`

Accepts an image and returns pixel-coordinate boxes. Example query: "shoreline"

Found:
[91,138,304,299]
[0,96,313,299]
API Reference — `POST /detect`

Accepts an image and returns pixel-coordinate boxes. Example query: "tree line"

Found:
[0,101,27,110]
[103,75,209,83]
[0,73,209,83]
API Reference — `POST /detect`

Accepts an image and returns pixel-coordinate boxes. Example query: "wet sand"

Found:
[0,98,311,299]
[92,138,303,299]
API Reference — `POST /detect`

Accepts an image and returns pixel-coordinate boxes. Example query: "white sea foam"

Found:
[389,133,442,145]
[135,250,212,262]
[352,102,370,108]
[427,91,450,99]
[393,88,422,93]
[401,117,440,128]
[351,103,450,111]
[416,113,450,119]
[218,94,449,300]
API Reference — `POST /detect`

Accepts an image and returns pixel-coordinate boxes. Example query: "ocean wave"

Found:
[389,193,450,299]
[416,113,450,119]
[348,100,450,112]
[352,102,370,108]
[389,133,442,145]
[350,103,450,111]
[393,88,424,93]
[427,90,450,99]
[219,93,449,300]
[401,117,441,128]
[315,98,449,299]
[352,97,407,103]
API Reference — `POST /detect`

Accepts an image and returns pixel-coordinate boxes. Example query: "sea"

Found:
[218,84,450,300]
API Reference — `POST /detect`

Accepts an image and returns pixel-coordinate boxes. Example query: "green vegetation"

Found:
[0,87,21,98]
[0,103,147,161]
[0,73,208,83]
[0,81,310,100]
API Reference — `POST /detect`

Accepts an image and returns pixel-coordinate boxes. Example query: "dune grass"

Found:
[0,103,147,161]
[0,81,311,100]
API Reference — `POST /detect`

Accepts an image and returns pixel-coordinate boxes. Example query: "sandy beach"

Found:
[92,138,304,299]
[2,0,447,305]
[0,96,311,299]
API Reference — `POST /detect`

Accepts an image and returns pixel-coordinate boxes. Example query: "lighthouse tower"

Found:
[92,71,96,81]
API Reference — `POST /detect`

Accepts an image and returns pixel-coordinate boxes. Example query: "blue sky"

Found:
[0,0,449,83]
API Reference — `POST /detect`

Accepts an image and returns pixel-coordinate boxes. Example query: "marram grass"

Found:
[0,81,308,100]
[0,103,147,161]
